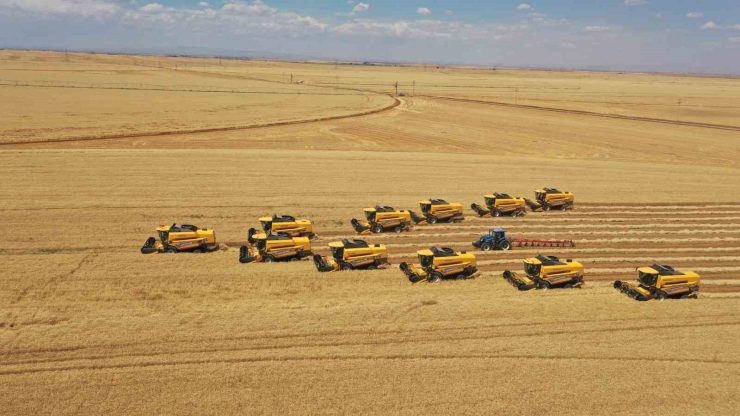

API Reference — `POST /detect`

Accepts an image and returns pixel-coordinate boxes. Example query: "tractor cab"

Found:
[489,228,507,239]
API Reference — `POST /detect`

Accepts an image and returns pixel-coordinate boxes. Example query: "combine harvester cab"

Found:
[141,224,217,254]
[414,198,465,225]
[614,264,700,301]
[239,231,312,264]
[471,193,526,218]
[351,206,412,235]
[399,246,479,284]
[314,239,389,272]
[503,255,584,291]
[472,228,513,251]
[260,214,316,239]
[528,188,574,212]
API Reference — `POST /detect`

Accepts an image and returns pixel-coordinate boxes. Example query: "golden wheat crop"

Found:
[2,51,740,415]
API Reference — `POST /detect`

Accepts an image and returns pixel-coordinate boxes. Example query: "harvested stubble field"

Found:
[2,51,740,415]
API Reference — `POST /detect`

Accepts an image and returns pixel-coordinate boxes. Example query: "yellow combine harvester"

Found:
[141,224,217,254]
[399,246,479,283]
[502,255,584,290]
[259,214,315,238]
[471,192,527,217]
[410,198,465,225]
[614,264,700,301]
[526,188,574,211]
[351,205,412,234]
[239,231,312,263]
[313,239,389,272]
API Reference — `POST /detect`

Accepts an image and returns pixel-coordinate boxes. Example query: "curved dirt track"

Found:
[0,95,400,147]
[424,95,740,132]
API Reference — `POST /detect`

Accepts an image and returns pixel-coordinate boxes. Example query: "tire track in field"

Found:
[423,95,740,132]
[2,318,739,374]
[0,96,400,147]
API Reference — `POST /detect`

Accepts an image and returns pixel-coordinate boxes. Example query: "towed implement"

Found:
[141,224,217,254]
[503,255,584,291]
[313,238,389,272]
[471,193,526,217]
[614,264,700,301]
[239,232,312,263]
[351,205,412,235]
[259,214,315,238]
[412,198,464,225]
[526,188,574,212]
[400,246,479,284]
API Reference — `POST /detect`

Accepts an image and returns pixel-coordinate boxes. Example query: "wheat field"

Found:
[2,51,740,415]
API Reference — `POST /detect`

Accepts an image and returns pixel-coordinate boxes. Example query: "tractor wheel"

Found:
[499,241,512,251]
[263,255,276,263]
[340,263,353,271]
[165,247,178,254]
[290,257,300,262]
[564,283,574,289]
[511,211,519,218]
[372,224,384,234]
[538,281,552,291]
[192,249,202,253]
[447,217,456,223]
[428,216,438,225]
[480,243,492,252]
[393,226,402,233]
[366,264,377,270]
[560,204,568,211]
[492,210,502,217]
[655,291,668,301]
[542,204,550,211]
[428,272,443,284]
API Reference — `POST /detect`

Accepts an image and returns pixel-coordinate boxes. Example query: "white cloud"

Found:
[199,2,210,7]
[417,7,430,15]
[701,21,717,29]
[139,3,165,13]
[584,26,610,32]
[623,0,646,6]
[516,4,531,11]
[730,37,740,43]
[445,10,454,16]
[222,0,277,16]
[353,3,369,12]
[734,25,740,30]
[347,0,355,3]
[686,12,703,19]
[655,13,662,19]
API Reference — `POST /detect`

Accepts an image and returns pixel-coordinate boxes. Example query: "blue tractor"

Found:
[472,228,513,251]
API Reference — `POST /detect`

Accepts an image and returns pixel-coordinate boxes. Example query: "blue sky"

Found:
[1,1,739,73]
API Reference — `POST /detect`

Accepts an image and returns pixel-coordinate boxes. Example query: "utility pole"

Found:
[394,82,398,96]
[290,74,293,83]
[413,80,415,95]
[677,98,682,122]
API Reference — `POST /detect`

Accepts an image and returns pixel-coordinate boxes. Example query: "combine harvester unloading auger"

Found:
[614,264,700,301]
[471,193,526,217]
[400,246,480,284]
[351,205,412,235]
[313,239,390,272]
[502,255,584,291]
